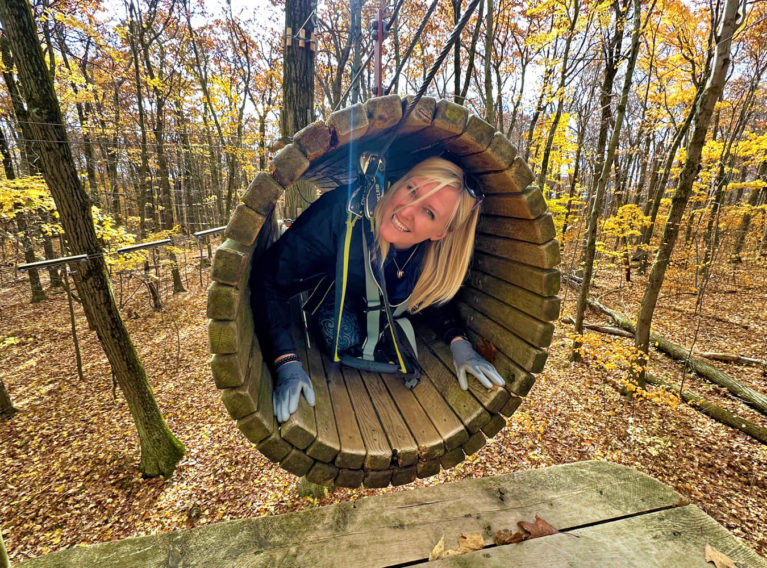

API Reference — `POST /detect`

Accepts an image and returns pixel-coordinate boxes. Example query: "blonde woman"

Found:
[250,156,504,422]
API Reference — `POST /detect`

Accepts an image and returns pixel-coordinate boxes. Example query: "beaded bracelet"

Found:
[275,354,299,369]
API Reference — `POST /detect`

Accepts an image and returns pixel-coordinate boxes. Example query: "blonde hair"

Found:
[373,156,480,313]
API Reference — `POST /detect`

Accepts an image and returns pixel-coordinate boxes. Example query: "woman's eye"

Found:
[425,209,435,220]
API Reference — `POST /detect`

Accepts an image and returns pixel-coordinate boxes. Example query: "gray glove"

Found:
[273,361,316,423]
[450,338,505,390]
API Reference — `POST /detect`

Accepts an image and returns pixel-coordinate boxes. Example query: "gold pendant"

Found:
[397,270,404,279]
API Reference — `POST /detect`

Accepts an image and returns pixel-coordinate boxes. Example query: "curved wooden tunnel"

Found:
[207,95,561,488]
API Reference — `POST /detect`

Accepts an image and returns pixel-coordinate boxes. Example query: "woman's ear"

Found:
[429,231,448,241]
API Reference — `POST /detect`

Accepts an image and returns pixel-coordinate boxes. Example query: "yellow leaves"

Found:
[0,336,21,349]
[0,176,55,220]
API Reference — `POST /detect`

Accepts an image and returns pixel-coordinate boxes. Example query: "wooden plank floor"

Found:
[257,316,519,487]
[18,462,767,568]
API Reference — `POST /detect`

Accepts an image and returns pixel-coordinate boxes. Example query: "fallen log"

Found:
[562,317,634,338]
[695,352,767,368]
[645,372,767,446]
[563,275,767,417]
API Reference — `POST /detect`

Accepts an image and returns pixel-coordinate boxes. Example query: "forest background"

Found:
[0,0,766,563]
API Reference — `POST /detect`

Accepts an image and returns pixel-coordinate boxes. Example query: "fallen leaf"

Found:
[476,338,496,363]
[456,533,485,554]
[705,544,737,568]
[429,535,445,561]
[495,528,526,545]
[429,533,484,560]
[518,515,559,539]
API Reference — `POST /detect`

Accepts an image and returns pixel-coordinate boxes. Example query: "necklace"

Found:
[392,244,420,279]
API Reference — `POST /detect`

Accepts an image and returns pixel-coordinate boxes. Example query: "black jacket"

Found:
[249,185,464,362]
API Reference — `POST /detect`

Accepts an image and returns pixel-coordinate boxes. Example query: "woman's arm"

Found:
[250,189,346,363]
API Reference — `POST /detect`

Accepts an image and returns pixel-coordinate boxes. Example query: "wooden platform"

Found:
[17,461,767,567]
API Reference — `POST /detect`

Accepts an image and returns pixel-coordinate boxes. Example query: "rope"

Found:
[385,0,441,95]
[378,0,482,159]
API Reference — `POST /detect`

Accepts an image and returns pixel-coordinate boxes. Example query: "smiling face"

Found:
[378,177,462,250]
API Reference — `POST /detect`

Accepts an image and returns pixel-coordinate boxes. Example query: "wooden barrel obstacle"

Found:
[207,95,561,488]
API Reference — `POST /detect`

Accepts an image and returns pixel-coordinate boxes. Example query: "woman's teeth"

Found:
[393,214,409,232]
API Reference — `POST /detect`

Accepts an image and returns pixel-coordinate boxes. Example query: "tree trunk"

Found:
[0,377,16,420]
[283,0,317,219]
[572,0,642,360]
[15,213,46,302]
[637,91,701,273]
[634,0,743,383]
[732,162,767,260]
[0,0,185,478]
[483,0,495,126]
[537,0,579,193]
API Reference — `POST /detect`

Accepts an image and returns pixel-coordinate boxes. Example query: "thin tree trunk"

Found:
[634,0,743,383]
[732,162,767,260]
[637,92,701,272]
[483,0,495,125]
[572,0,643,360]
[537,0,579,193]
[0,0,185,477]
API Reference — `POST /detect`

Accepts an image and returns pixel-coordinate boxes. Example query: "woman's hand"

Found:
[449,337,505,390]
[273,360,316,423]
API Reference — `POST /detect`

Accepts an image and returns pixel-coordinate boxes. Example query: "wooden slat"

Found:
[464,329,536,396]
[458,303,548,373]
[335,468,365,488]
[477,214,556,245]
[399,95,436,135]
[280,448,314,477]
[381,374,445,461]
[459,132,517,173]
[475,234,561,269]
[361,371,418,467]
[362,95,402,137]
[457,289,554,348]
[439,447,466,469]
[363,469,393,488]
[280,321,318,450]
[342,367,392,470]
[441,115,495,156]
[235,360,272,444]
[416,459,440,478]
[305,461,338,486]
[462,431,486,455]
[327,363,366,469]
[391,465,417,486]
[500,395,522,417]
[467,270,561,322]
[305,350,340,463]
[473,252,561,297]
[481,188,548,219]
[481,414,506,438]
[411,375,469,451]
[476,156,534,194]
[418,344,490,434]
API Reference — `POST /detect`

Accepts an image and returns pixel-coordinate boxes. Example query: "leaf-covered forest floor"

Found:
[1,251,766,564]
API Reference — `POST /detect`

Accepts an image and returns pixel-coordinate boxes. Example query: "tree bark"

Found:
[283,0,317,219]
[634,0,743,381]
[0,0,184,478]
